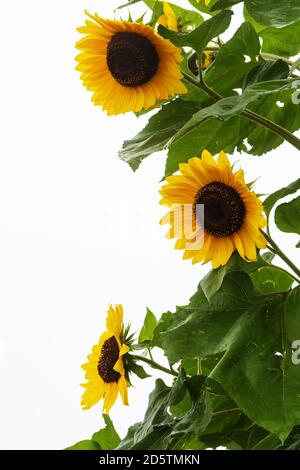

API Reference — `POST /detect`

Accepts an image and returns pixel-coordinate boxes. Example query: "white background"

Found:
[0,0,299,450]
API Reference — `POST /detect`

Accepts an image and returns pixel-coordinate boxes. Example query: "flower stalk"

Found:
[182,71,300,152]
[131,354,178,377]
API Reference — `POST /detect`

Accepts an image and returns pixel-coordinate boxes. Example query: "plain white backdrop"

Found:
[0,0,299,449]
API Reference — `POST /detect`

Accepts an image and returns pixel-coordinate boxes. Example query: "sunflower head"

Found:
[158,2,178,32]
[160,150,267,269]
[81,304,131,414]
[75,12,187,115]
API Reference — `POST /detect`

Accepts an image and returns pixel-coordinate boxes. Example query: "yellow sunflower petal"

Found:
[76,13,186,115]
[118,376,129,406]
[103,382,119,414]
[160,151,266,269]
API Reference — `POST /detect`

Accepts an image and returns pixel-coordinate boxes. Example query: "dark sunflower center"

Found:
[195,181,245,237]
[107,32,159,87]
[98,336,121,383]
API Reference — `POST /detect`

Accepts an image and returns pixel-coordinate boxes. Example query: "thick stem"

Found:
[132,355,178,377]
[182,71,300,152]
[263,231,300,282]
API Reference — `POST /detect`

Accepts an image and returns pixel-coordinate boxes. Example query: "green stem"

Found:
[265,252,300,284]
[260,52,300,72]
[262,231,300,282]
[203,47,300,72]
[197,358,203,375]
[132,355,178,377]
[213,408,240,417]
[182,71,300,152]
[147,348,154,362]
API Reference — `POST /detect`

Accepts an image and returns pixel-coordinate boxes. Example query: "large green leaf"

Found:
[169,79,295,145]
[275,196,300,235]
[238,87,300,156]
[118,99,200,170]
[153,271,300,440]
[245,0,300,28]
[166,79,295,175]
[205,22,260,96]
[212,286,300,441]
[158,10,232,53]
[157,273,258,364]
[263,178,300,221]
[165,116,240,176]
[260,21,300,58]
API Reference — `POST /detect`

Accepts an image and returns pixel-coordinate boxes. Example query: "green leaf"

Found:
[66,440,100,450]
[167,79,295,166]
[291,58,300,73]
[170,390,212,437]
[166,3,204,31]
[92,415,121,450]
[188,0,222,15]
[168,367,187,407]
[152,311,173,349]
[260,21,300,58]
[212,286,300,441]
[139,308,157,343]
[118,99,200,170]
[275,196,300,235]
[245,0,300,28]
[117,422,142,450]
[117,379,173,450]
[244,60,290,88]
[250,266,294,294]
[130,361,151,379]
[262,251,275,263]
[263,178,300,221]
[212,0,243,10]
[206,22,260,96]
[201,252,268,301]
[165,115,240,176]
[158,10,233,53]
[157,271,300,440]
[158,272,258,364]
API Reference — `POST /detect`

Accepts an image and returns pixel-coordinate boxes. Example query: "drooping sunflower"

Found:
[160,150,267,269]
[76,12,187,115]
[81,304,130,414]
[158,2,178,32]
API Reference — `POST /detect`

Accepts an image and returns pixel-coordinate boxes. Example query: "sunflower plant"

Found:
[68,0,300,451]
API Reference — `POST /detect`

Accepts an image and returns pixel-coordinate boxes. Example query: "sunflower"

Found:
[158,2,178,32]
[160,150,267,269]
[203,50,215,70]
[76,12,187,115]
[81,304,130,414]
